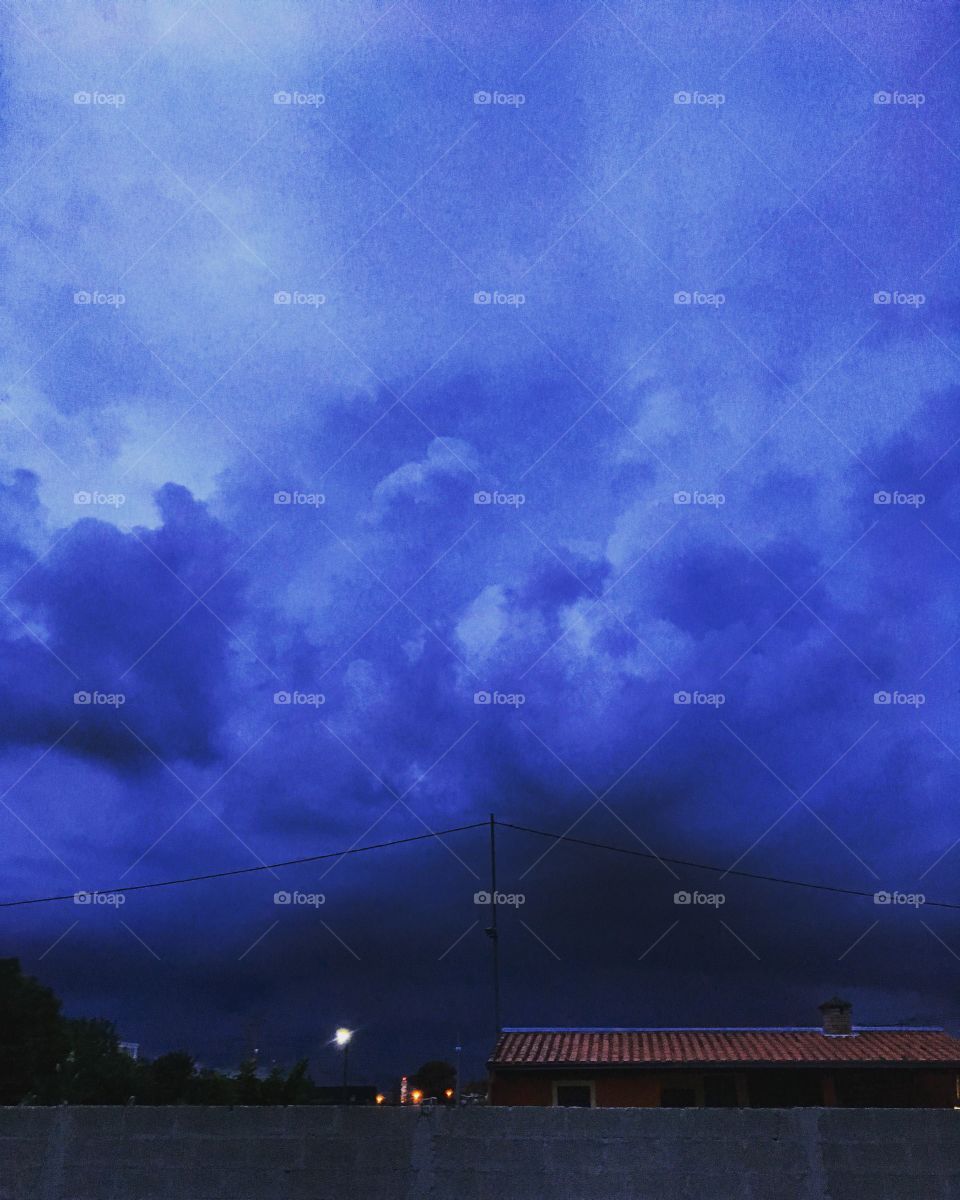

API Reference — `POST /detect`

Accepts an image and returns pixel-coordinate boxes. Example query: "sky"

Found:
[1,0,959,1087]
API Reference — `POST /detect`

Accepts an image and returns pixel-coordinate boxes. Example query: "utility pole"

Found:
[485,813,501,1039]
[455,1034,462,1105]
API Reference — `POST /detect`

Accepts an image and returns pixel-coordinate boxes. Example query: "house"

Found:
[488,998,960,1108]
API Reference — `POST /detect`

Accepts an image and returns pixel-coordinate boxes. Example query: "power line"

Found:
[0,823,488,909]
[499,821,960,911]
[2,817,957,913]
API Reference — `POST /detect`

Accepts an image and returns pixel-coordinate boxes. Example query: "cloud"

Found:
[1,0,959,1078]
[370,437,479,516]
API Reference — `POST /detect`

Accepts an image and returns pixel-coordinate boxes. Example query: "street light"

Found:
[334,1028,352,1103]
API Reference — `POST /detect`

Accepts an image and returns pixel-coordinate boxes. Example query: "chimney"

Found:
[818,996,853,1036]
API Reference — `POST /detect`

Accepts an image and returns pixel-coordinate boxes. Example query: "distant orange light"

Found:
[411,1089,423,1103]
[444,1089,454,1099]
[375,1093,385,1105]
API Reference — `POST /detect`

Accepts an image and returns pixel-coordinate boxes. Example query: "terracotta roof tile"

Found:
[489,1028,960,1067]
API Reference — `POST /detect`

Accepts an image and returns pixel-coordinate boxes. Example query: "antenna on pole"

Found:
[485,813,501,1039]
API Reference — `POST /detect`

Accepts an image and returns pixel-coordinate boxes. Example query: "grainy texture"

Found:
[1,1106,959,1200]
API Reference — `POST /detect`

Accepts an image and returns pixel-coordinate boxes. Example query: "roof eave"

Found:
[488,1059,960,1071]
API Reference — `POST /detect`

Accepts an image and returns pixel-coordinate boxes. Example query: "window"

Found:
[554,1083,594,1107]
[660,1086,696,1107]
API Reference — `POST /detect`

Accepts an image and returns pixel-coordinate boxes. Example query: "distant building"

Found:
[488,998,960,1108]
[118,1042,139,1060]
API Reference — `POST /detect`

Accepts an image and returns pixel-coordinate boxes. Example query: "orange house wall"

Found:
[490,1070,664,1107]
[489,1068,959,1108]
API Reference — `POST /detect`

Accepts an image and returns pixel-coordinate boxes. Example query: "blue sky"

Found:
[1,0,959,1082]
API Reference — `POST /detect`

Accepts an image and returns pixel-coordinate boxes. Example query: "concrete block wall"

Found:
[0,1105,958,1200]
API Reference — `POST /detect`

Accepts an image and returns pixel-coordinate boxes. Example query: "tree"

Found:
[412,1060,456,1100]
[193,1068,237,1105]
[234,1057,261,1104]
[260,1065,286,1105]
[147,1052,195,1104]
[0,958,67,1104]
[60,1018,139,1104]
[282,1059,314,1104]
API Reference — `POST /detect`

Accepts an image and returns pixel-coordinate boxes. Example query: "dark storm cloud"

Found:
[1,0,958,1081]
[2,482,244,770]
